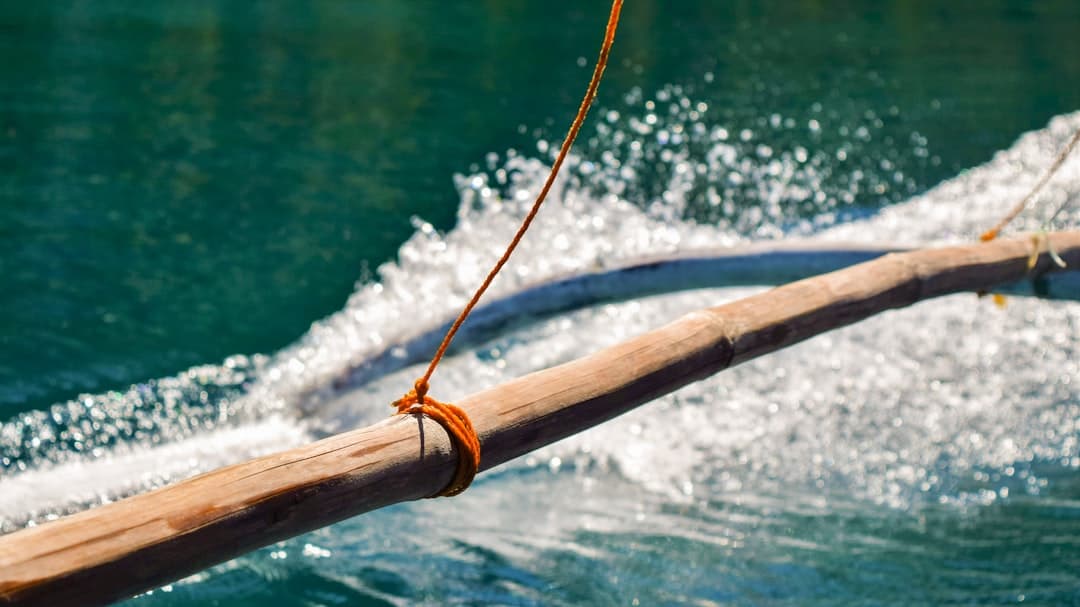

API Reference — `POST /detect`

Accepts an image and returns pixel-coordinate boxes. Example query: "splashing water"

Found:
[2,85,1080,604]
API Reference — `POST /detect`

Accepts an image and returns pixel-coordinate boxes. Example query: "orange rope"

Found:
[981,127,1080,242]
[394,0,624,498]
[392,379,479,497]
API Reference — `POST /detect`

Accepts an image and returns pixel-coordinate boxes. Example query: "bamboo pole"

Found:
[2,232,1079,606]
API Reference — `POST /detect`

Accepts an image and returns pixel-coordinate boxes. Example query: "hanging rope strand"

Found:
[419,0,623,388]
[981,127,1080,241]
[394,0,624,498]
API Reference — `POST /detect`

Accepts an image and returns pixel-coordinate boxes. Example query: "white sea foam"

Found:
[2,85,1078,530]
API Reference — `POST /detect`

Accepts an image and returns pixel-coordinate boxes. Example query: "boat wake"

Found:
[2,91,1079,546]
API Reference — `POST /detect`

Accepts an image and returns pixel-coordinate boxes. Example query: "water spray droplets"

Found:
[526,84,929,235]
[0,353,270,492]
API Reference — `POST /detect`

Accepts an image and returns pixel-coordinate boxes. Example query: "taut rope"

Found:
[394,0,624,498]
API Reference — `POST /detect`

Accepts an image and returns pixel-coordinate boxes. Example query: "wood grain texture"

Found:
[2,231,1079,606]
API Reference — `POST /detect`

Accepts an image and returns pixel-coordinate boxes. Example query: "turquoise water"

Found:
[3,2,1080,605]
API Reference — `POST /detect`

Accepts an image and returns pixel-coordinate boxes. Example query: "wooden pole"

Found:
[2,232,1079,606]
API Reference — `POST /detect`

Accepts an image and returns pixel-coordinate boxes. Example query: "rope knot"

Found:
[392,379,430,414]
[413,378,429,402]
[392,379,480,498]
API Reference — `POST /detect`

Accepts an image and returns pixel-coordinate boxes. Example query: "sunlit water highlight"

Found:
[2,88,1080,604]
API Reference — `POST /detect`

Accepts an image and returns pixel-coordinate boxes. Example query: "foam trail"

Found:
[312,242,1080,421]
[316,110,1080,514]
[2,88,1078,534]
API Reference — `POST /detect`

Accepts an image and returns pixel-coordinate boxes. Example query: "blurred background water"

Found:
[2,1,1080,605]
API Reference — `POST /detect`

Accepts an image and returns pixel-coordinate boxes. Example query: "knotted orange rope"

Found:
[392,378,480,496]
[394,0,624,497]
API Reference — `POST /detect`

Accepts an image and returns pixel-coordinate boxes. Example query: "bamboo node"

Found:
[393,380,481,497]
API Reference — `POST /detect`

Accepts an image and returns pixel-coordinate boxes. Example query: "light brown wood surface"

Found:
[2,232,1079,606]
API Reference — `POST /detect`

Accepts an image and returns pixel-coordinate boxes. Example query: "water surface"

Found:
[2,2,1080,605]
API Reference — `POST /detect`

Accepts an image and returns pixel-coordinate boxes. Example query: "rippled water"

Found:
[5,2,1080,604]
[3,75,1080,603]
